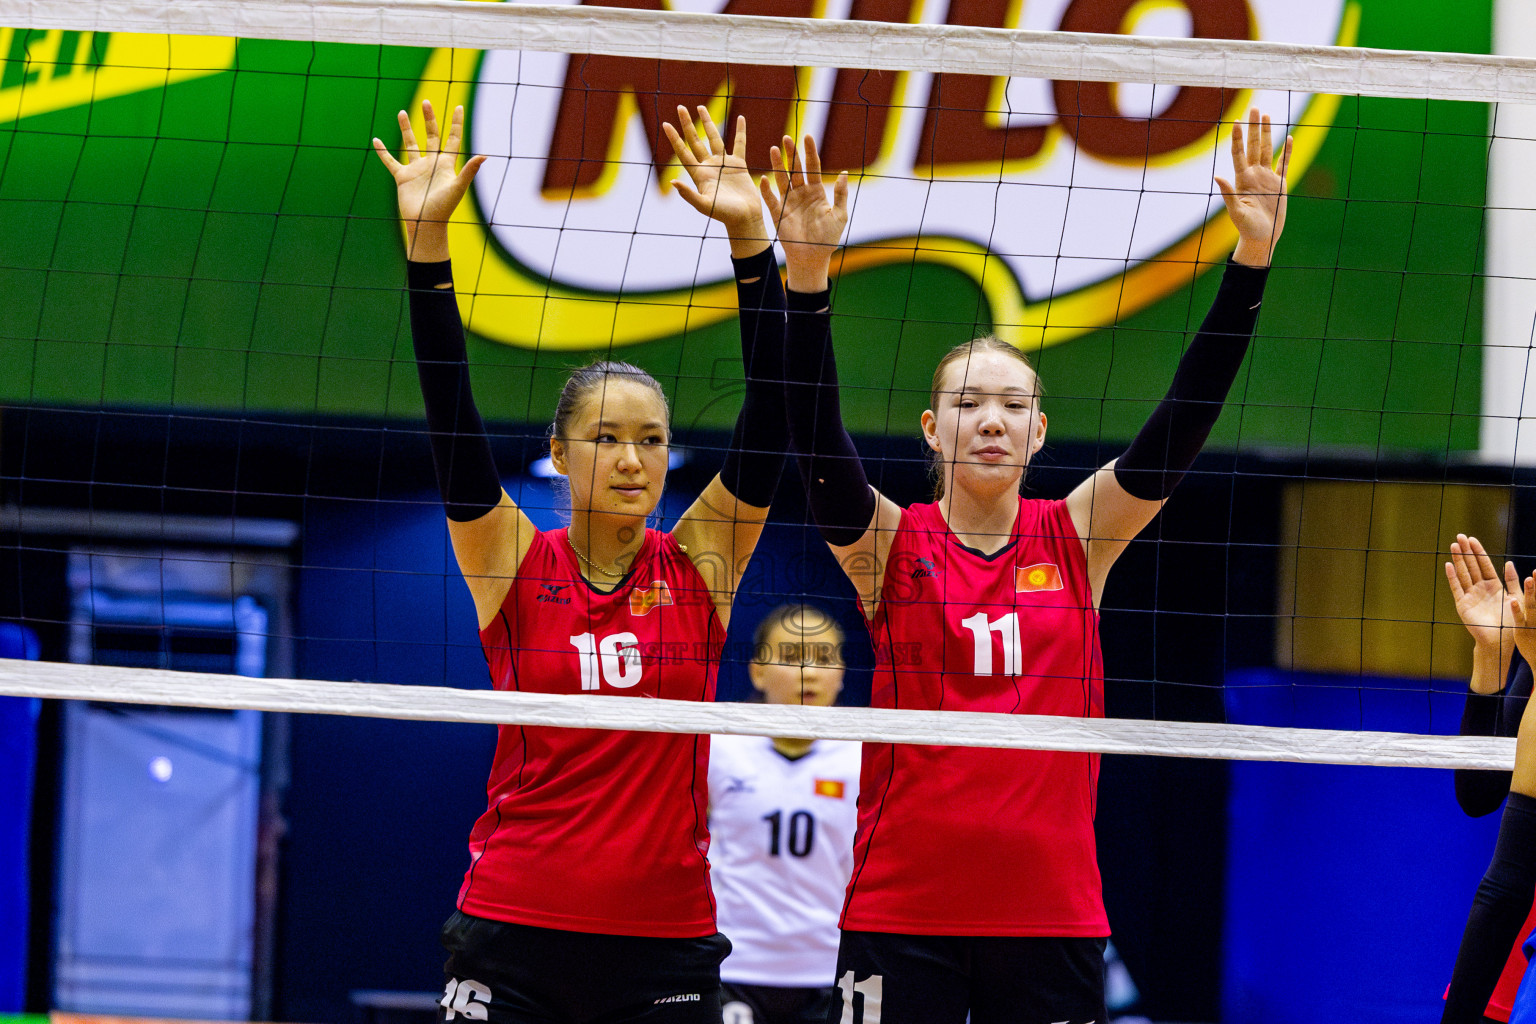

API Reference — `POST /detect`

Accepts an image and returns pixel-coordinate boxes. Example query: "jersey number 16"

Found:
[570,632,642,690]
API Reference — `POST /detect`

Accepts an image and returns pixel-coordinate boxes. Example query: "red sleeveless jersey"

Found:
[460,527,723,937]
[842,497,1108,936]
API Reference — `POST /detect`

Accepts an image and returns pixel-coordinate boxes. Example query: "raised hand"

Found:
[1510,572,1536,672]
[664,107,767,253]
[1215,107,1292,268]
[760,134,848,293]
[372,100,486,262]
[1446,534,1519,691]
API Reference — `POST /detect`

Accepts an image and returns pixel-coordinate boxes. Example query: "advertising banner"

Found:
[0,0,1490,450]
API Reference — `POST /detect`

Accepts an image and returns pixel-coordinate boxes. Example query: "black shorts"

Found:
[721,980,835,1024]
[439,910,730,1024]
[827,930,1107,1024]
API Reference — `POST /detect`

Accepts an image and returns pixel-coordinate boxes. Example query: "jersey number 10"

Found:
[762,809,815,857]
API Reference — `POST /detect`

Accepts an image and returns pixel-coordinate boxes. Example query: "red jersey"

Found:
[1483,896,1536,1020]
[460,527,723,937]
[842,497,1108,936]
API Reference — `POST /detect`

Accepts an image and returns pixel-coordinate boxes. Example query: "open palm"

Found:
[1215,107,1292,264]
[761,134,848,268]
[664,107,762,231]
[1447,535,1516,650]
[372,100,485,254]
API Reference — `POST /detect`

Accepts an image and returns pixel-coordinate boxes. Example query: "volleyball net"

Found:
[0,0,1533,766]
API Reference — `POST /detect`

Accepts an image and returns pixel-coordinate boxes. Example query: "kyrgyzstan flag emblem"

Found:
[814,779,846,799]
[630,580,674,616]
[1015,562,1063,593]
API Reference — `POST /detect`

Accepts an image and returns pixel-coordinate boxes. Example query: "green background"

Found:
[0,0,1492,451]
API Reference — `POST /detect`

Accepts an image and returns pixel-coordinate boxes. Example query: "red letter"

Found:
[542,0,816,195]
[1054,0,1252,160]
[819,0,924,173]
[915,0,1050,174]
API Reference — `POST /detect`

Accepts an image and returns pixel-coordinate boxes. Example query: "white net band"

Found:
[9,0,1536,105]
[0,658,1512,771]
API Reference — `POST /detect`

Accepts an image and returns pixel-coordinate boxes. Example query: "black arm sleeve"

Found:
[1457,652,1535,817]
[406,259,503,522]
[1442,791,1536,1024]
[717,247,789,509]
[1113,259,1270,501]
[783,287,876,547]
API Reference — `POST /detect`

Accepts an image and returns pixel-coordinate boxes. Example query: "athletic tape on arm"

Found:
[0,658,1513,770]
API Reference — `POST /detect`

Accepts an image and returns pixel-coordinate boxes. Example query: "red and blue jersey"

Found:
[462,527,723,937]
[842,497,1108,936]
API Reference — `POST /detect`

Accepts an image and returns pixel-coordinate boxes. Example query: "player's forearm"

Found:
[405,220,451,263]
[406,259,502,521]
[1112,259,1268,500]
[783,287,874,546]
[718,246,789,508]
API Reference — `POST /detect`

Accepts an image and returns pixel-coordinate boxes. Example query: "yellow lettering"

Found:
[0,32,236,124]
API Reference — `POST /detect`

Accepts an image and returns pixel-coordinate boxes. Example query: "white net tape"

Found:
[0,658,1513,770]
[0,1,1521,777]
[9,0,1536,104]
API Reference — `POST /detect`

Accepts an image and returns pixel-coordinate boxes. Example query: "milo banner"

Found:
[0,0,1490,450]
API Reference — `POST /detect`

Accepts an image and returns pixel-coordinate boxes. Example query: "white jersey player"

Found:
[710,604,861,1024]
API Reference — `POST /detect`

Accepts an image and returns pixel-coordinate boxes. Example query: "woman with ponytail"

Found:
[762,108,1290,1023]
[373,101,786,1024]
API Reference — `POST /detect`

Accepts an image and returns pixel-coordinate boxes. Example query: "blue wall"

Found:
[280,490,494,1024]
[1223,669,1501,1024]
[0,625,41,1012]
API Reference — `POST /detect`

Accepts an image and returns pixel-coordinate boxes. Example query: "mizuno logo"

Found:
[537,583,571,604]
[654,993,700,1004]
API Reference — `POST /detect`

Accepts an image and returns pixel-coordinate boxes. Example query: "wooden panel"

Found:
[1276,480,1512,679]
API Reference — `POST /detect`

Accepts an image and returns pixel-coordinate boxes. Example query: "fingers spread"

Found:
[662,121,698,167]
[769,143,791,198]
[803,134,823,186]
[759,173,782,219]
[399,109,421,160]
[781,135,804,188]
[675,105,709,161]
[422,99,442,152]
[372,138,403,175]
[671,177,708,214]
[698,106,726,155]
[731,115,747,160]
[456,153,487,189]
[444,103,467,157]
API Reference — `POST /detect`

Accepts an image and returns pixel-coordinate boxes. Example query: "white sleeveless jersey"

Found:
[708,734,862,986]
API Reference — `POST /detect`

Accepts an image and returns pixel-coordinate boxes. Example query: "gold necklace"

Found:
[569,535,627,579]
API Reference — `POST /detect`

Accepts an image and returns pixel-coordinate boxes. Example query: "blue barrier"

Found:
[1222,667,1499,1024]
[0,623,41,1012]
